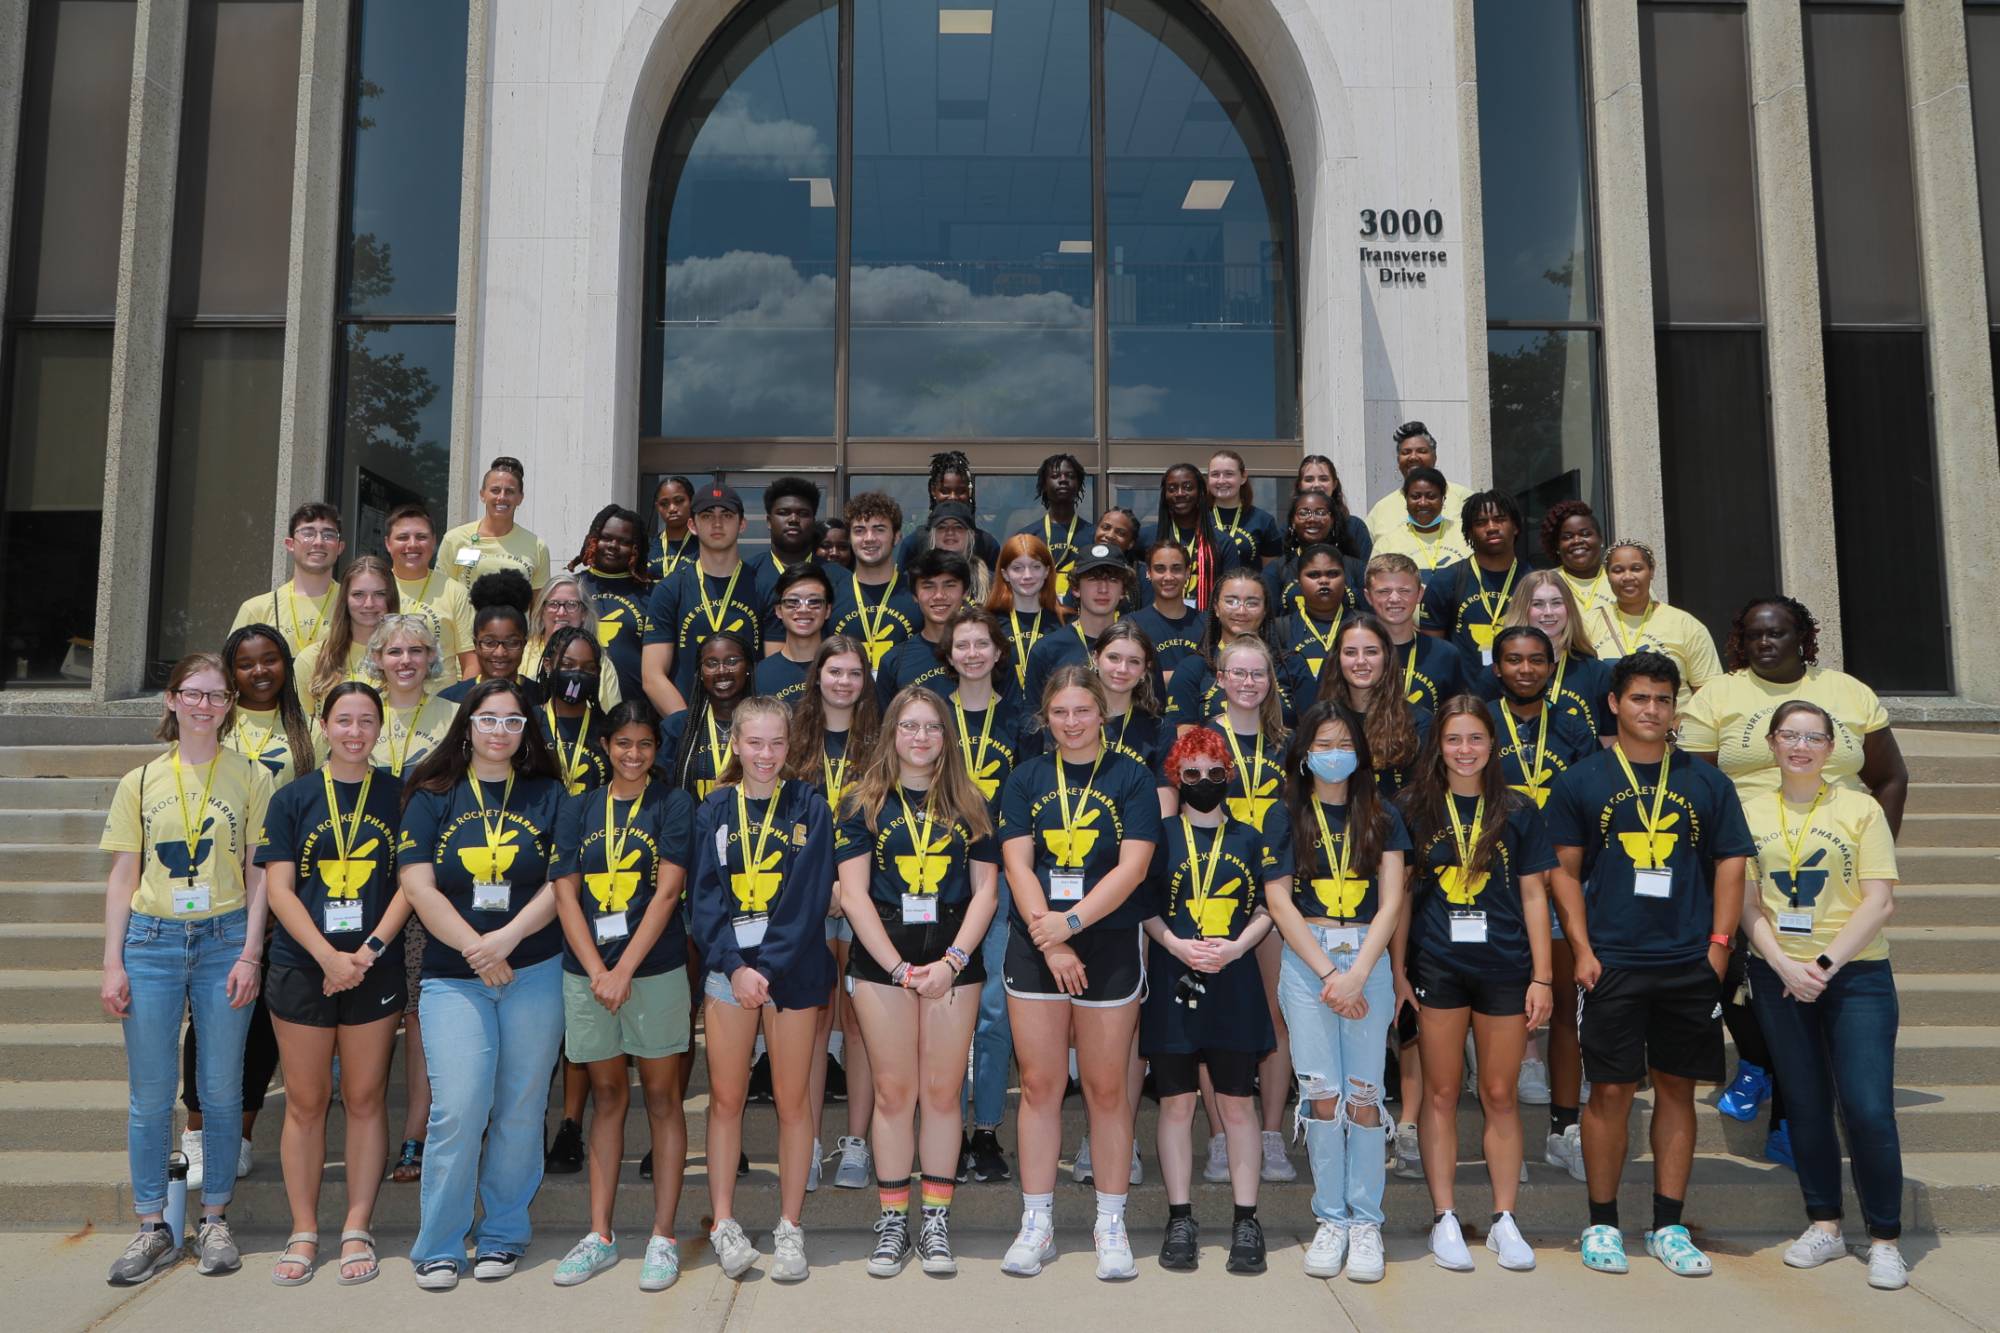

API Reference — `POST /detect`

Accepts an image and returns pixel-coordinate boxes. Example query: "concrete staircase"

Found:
[2,733,1996,1236]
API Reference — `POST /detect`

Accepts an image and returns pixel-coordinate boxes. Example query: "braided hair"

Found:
[928,449,975,502]
[667,629,756,792]
[220,623,317,778]
[1033,452,1086,508]
[1724,595,1822,671]
[568,502,650,586]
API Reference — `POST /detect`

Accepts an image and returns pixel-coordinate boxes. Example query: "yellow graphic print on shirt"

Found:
[1314,867,1371,917]
[1618,812,1680,869]
[732,846,785,913]
[587,846,645,914]
[458,827,520,881]
[1192,875,1245,938]
[1469,622,1500,654]
[1439,863,1489,906]
[1226,772,1280,832]
[1044,807,1101,866]
[895,827,956,895]
[596,613,627,648]
[967,753,1003,801]
[317,836,382,899]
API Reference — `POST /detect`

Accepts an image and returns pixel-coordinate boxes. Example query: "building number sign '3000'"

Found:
[1360,207,1446,287]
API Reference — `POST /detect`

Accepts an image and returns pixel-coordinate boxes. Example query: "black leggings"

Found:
[181,994,280,1115]
[1723,947,1786,1127]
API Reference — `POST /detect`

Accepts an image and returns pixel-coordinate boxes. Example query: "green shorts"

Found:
[562,967,692,1064]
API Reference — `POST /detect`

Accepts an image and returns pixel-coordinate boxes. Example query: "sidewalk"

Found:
[10,1226,1996,1332]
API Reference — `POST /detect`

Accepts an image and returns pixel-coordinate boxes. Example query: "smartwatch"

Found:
[1065,912,1084,935]
[1815,952,1836,973]
[364,935,387,956]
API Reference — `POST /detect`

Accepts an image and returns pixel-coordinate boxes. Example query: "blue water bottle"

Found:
[164,1151,189,1247]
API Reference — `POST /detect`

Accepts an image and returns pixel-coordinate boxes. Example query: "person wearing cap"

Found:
[912,501,991,602]
[751,478,824,654]
[1364,423,1474,544]
[875,549,971,707]
[894,450,1002,572]
[1022,544,1165,709]
[642,485,765,716]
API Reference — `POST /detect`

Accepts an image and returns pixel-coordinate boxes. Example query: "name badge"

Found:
[733,914,769,949]
[172,881,212,915]
[1448,910,1488,944]
[472,880,510,912]
[594,913,631,944]
[454,546,482,567]
[901,894,939,925]
[1633,868,1673,900]
[323,901,364,934]
[1321,926,1361,955]
[1049,872,1086,903]
[1776,910,1814,936]
[1481,648,1494,666]
[1184,596,1199,609]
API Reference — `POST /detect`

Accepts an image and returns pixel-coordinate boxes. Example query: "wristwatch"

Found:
[1065,913,1084,935]
[364,935,387,956]
[1815,952,1836,973]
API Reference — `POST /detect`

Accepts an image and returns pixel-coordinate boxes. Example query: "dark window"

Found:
[331,323,454,553]
[1969,2,2000,379]
[1486,328,1602,522]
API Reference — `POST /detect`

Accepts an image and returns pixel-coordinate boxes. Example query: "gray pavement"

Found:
[5,1225,1996,1332]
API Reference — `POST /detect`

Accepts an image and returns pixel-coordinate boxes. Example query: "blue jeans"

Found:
[411,957,565,1267]
[1278,926,1394,1226]
[120,910,255,1215]
[1749,956,1903,1239]
[962,905,1013,1129]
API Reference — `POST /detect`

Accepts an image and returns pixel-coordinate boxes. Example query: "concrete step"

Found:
[0,776,120,810]
[0,845,111,882]
[1892,885,2000,927]
[1904,754,2000,785]
[0,745,155,779]
[1906,782,2000,815]
[1896,973,2000,1026]
[0,809,109,843]
[1892,847,2000,886]
[1898,812,2000,848]
[1878,926,2000,973]
[0,714,157,746]
[0,884,104,925]
[0,970,110,1023]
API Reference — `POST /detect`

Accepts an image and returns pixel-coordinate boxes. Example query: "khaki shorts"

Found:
[563,966,692,1064]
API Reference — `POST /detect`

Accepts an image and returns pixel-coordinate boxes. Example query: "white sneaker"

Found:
[1002,1210,1056,1276]
[1203,1133,1230,1184]
[1303,1220,1348,1278]
[1092,1213,1137,1281]
[807,1138,821,1193]
[1487,1212,1536,1270]
[1430,1210,1475,1271]
[1071,1135,1093,1184]
[770,1218,807,1282]
[710,1217,757,1279]
[235,1136,253,1178]
[1545,1124,1587,1181]
[1580,1079,1592,1104]
[1867,1241,1908,1291]
[1128,1144,1144,1186]
[1784,1225,1846,1269]
[1260,1129,1297,1182]
[1347,1222,1386,1283]
[1391,1123,1423,1180]
[1517,1056,1551,1105]
[832,1136,871,1189]
[180,1129,205,1192]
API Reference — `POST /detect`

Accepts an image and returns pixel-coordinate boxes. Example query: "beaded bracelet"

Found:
[944,945,971,974]
[891,961,912,987]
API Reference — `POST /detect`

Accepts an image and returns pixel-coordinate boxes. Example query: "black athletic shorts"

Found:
[265,958,407,1029]
[1410,950,1528,1017]
[1004,924,1144,1007]
[1578,959,1725,1085]
[1149,1048,1263,1099]
[847,906,985,988]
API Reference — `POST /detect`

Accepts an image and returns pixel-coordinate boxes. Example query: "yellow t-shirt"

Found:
[99,748,274,920]
[373,695,459,778]
[1591,600,1721,698]
[1370,517,1472,577]
[223,707,304,787]
[438,522,551,593]
[1556,568,1617,621]
[1746,784,1898,962]
[521,637,622,711]
[1677,666,1889,802]
[1366,482,1475,544]
[394,571,475,685]
[292,640,369,713]
[230,579,337,656]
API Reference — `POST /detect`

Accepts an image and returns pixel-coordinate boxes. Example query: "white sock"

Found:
[1095,1191,1127,1220]
[1022,1191,1053,1217]
[1068,1048,1080,1081]
[753,1034,767,1061]
[828,1029,844,1062]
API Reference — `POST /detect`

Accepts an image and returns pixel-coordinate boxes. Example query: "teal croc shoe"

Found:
[1645,1225,1713,1276]
[1580,1224,1628,1274]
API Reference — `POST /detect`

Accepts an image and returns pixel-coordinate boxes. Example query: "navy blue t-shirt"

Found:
[1130,605,1209,680]
[876,632,954,706]
[1201,719,1290,838]
[642,560,766,699]
[1405,790,1557,978]
[1487,697,1600,808]
[1391,633,1469,716]
[550,781,693,977]
[539,707,611,797]
[1420,558,1528,679]
[256,767,406,969]
[835,788,1000,913]
[998,749,1164,932]
[398,774,566,979]
[829,571,922,676]
[930,684,1032,811]
[1288,797,1412,924]
[657,708,732,799]
[686,781,835,1008]
[1209,504,1284,570]
[1471,652,1615,738]
[752,650,813,706]
[579,569,651,704]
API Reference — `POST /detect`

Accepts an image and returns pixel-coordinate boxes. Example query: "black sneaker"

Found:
[1226,1216,1266,1275]
[747,1054,774,1104]
[473,1250,521,1280]
[967,1128,1011,1183]
[956,1133,973,1185]
[1160,1214,1200,1271]
[737,1150,750,1177]
[867,1210,912,1277]
[640,1149,654,1180]
[826,1052,847,1103]
[545,1118,584,1174]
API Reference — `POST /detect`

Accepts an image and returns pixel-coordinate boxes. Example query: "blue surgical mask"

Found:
[1408,511,1444,531]
[1306,748,1359,783]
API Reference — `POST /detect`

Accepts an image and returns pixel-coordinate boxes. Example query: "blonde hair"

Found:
[532,573,598,643]
[1216,635,1286,741]
[1507,569,1596,658]
[843,687,992,839]
[1034,663,1109,736]
[714,696,794,787]
[362,613,445,687]
[312,557,400,702]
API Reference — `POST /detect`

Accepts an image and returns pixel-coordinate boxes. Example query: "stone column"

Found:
[1452,0,1492,486]
[1744,0,1842,666]
[1905,2,2000,704]
[448,0,489,527]
[0,5,28,325]
[94,0,189,700]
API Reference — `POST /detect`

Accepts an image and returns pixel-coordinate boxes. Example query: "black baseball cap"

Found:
[927,501,975,530]
[1071,543,1130,580]
[695,485,744,517]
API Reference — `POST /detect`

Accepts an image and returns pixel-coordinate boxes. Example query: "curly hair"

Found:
[567,503,650,584]
[1033,452,1087,508]
[1163,725,1232,782]
[1724,595,1821,671]
[1537,499,1600,567]
[928,449,975,501]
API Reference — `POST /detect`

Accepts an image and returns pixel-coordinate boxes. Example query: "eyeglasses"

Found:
[174,688,234,707]
[476,637,527,652]
[542,599,583,614]
[470,714,529,734]
[896,720,945,736]
[1217,596,1260,611]
[779,596,828,611]
[1222,667,1269,683]
[1773,729,1833,748]
[1180,766,1228,782]
[291,527,342,544]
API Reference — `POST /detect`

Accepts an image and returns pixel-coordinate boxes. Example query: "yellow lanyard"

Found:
[385,705,417,777]
[1401,636,1421,698]
[696,561,745,635]
[1007,609,1038,688]
[706,712,734,779]
[1561,568,1608,610]
[401,570,440,608]
[657,532,694,578]
[1311,799,1359,918]
[1474,561,1520,630]
[954,695,994,780]
[1179,815,1226,924]
[1406,522,1447,570]
[321,768,375,871]
[1446,792,1484,874]
[1549,655,1570,713]
[1171,520,1205,592]
[1044,513,1079,564]
[544,703,593,789]
[603,779,647,876]
[1053,749,1104,836]
[170,748,221,878]
[732,781,783,890]
[1603,602,1658,657]
[1105,709,1133,758]
[232,712,277,768]
[822,754,848,811]
[1292,598,1341,660]
[470,772,515,860]
[853,570,900,647]
[896,789,938,893]
[1217,506,1244,541]
[1612,744,1673,841]
[1500,699,1552,792]
[284,583,336,649]
[1223,726,1266,804]
[1775,784,1827,906]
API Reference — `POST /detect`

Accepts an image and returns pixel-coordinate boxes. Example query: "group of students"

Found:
[98,435,1914,1294]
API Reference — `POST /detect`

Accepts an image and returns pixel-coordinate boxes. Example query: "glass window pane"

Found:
[8,1,137,319]
[1488,328,1602,543]
[1473,0,1596,322]
[331,322,454,554]
[849,472,1089,549]
[647,0,839,438]
[1803,5,1922,326]
[1969,6,2000,322]
[1103,0,1298,439]
[1638,3,1761,325]
[340,0,468,316]
[150,327,285,672]
[170,0,303,319]
[849,0,1094,437]
[2,328,110,682]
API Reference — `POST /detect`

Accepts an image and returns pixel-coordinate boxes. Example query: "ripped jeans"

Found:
[1278,926,1394,1226]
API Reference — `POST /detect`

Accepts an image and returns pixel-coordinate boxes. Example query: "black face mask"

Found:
[553,669,594,706]
[1177,777,1229,813]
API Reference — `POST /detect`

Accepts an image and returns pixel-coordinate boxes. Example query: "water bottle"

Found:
[165,1151,189,1247]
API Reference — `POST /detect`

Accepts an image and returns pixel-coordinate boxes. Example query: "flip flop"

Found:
[337,1229,380,1286]
[271,1232,318,1286]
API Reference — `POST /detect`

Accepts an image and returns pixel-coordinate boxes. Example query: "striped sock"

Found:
[879,1178,911,1214]
[921,1174,956,1211]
